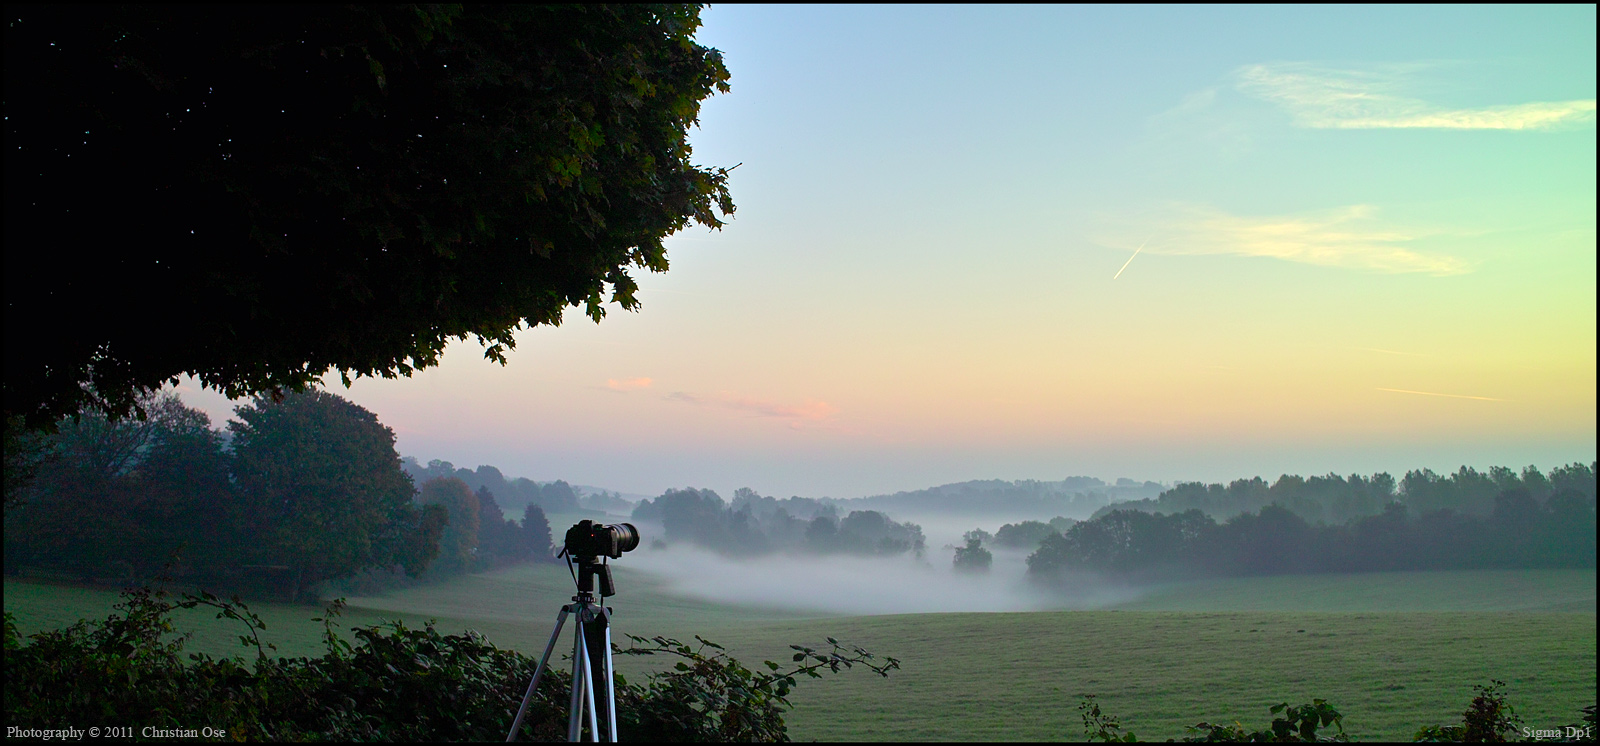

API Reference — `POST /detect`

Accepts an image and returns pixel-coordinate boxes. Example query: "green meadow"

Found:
[5,567,1594,742]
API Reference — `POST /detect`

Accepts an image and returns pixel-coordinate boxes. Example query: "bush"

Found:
[3,585,898,741]
[1412,680,1522,743]
[1078,685,1596,743]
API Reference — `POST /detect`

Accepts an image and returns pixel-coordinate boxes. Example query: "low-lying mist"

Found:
[623,542,1145,616]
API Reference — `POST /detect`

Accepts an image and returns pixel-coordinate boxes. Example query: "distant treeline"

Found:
[631,487,927,558]
[960,519,1076,551]
[1095,464,1597,525]
[400,458,582,515]
[2,391,554,600]
[1030,462,1597,581]
[408,477,558,577]
[844,477,1162,519]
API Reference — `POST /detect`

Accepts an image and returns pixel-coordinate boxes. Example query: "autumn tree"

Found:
[5,4,734,429]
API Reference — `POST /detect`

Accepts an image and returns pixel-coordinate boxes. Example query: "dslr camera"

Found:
[564,520,640,560]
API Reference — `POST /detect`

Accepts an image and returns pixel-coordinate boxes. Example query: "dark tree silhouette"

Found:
[523,503,555,563]
[5,4,734,428]
[952,537,993,573]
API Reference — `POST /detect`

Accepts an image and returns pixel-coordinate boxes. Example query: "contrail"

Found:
[1113,239,1147,280]
[1377,387,1505,402]
[1360,347,1432,357]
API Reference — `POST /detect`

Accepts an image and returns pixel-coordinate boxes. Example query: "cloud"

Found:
[606,377,654,391]
[667,391,839,423]
[1234,63,1596,130]
[1094,203,1471,275]
[1146,85,1256,155]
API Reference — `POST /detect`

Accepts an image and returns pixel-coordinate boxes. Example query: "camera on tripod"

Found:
[509,520,644,742]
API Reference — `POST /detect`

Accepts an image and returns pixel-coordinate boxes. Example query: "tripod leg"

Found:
[580,626,601,741]
[603,621,618,742]
[582,605,615,741]
[568,622,587,742]
[506,606,573,742]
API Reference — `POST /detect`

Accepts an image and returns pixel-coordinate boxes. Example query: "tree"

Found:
[650,487,733,548]
[473,485,521,568]
[229,389,433,598]
[993,520,1057,549]
[5,4,735,429]
[523,503,555,563]
[3,391,233,582]
[952,537,992,573]
[2,416,57,511]
[418,478,480,575]
[537,480,583,513]
[116,395,239,575]
[804,516,839,553]
[837,510,924,557]
[1211,504,1315,575]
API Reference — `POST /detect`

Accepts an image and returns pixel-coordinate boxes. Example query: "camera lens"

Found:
[609,523,640,554]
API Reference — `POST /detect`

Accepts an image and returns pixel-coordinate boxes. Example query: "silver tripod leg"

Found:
[577,616,601,741]
[604,622,618,742]
[567,620,587,741]
[507,605,574,742]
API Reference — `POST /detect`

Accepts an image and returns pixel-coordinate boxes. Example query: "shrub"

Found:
[3,585,898,742]
[1077,685,1596,743]
[1412,680,1523,743]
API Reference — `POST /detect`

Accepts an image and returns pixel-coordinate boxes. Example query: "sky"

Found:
[180,5,1597,500]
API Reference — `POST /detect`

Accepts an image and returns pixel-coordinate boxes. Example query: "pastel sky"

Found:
[180,5,1597,499]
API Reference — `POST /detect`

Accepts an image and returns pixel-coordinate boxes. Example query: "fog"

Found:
[624,540,1144,616]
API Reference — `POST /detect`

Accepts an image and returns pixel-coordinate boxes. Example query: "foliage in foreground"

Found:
[1078,684,1598,743]
[2,585,897,741]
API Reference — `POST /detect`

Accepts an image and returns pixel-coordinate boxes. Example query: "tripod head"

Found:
[567,554,616,598]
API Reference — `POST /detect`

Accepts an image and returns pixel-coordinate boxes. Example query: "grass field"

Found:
[6,567,1594,742]
[1114,569,1596,613]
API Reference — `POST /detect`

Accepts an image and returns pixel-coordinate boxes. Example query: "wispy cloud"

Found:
[1094,204,1470,275]
[667,391,839,425]
[1234,63,1596,130]
[606,377,654,391]
[1377,387,1505,402]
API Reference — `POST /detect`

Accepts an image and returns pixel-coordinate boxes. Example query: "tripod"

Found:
[506,556,620,742]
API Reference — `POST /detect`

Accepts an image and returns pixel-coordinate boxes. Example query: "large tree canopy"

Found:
[4,4,733,428]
